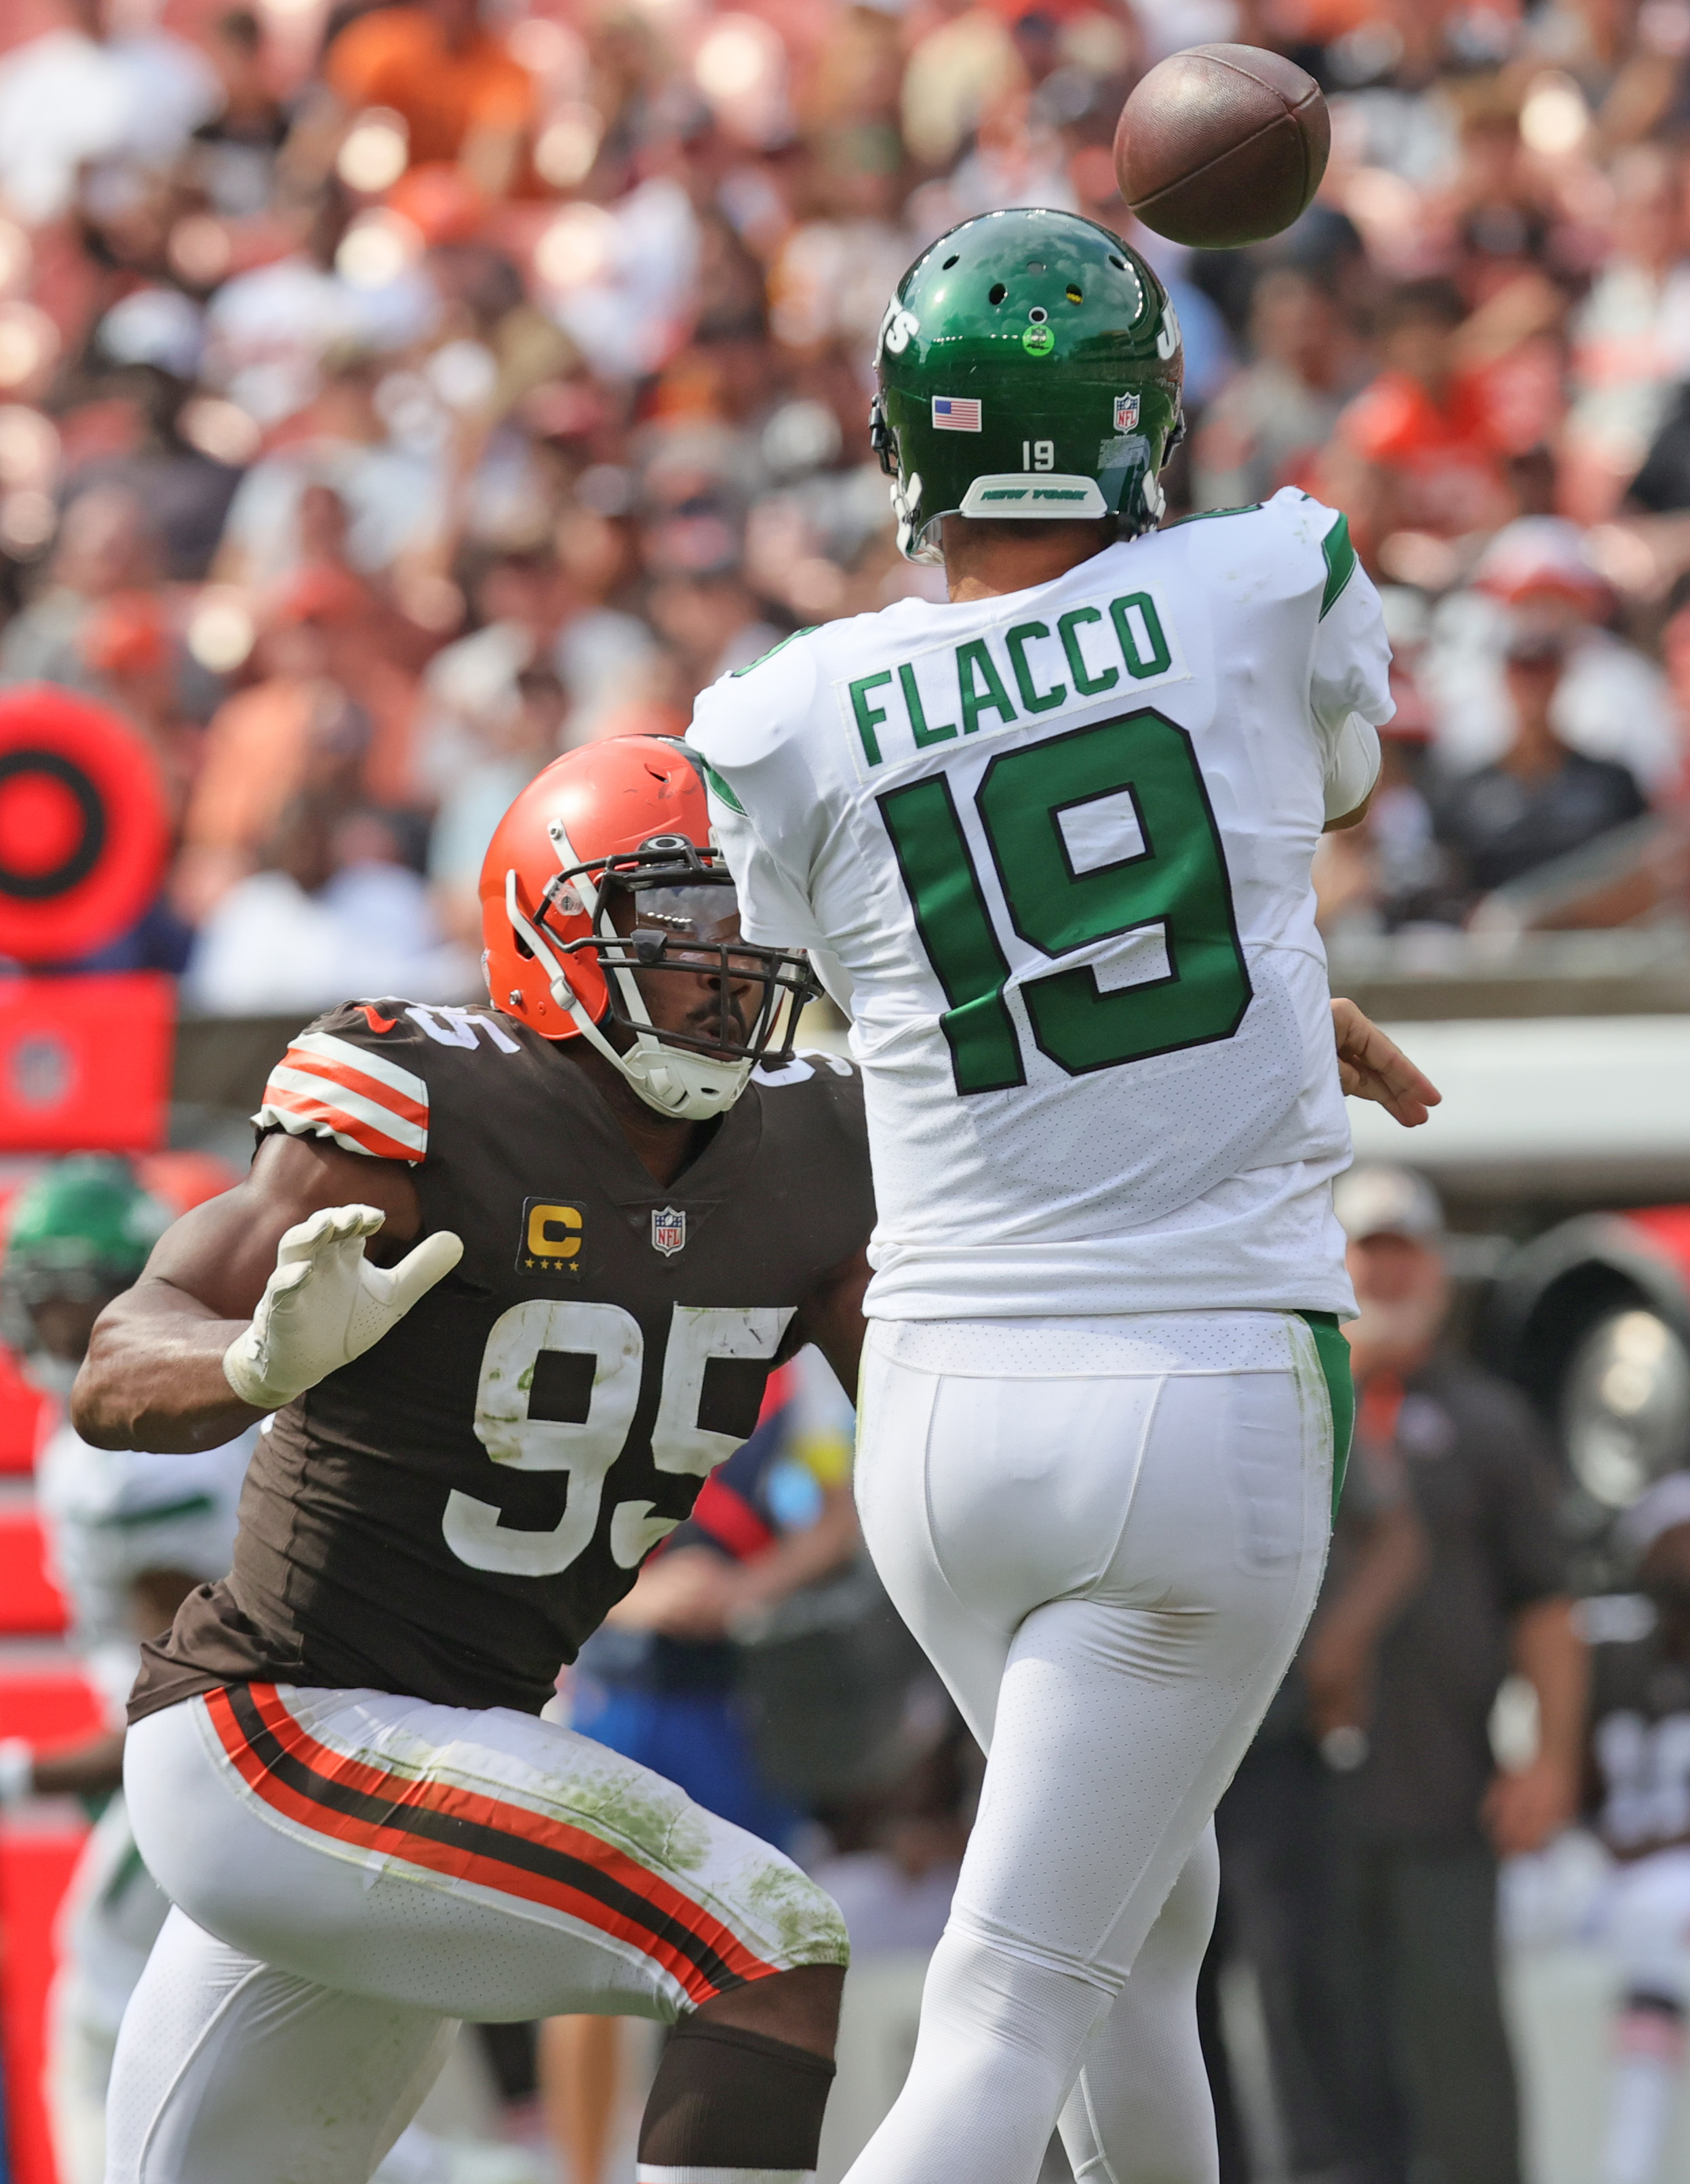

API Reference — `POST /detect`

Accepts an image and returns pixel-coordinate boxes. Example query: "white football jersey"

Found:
[690,488,1392,1322]
[35,1423,252,1722]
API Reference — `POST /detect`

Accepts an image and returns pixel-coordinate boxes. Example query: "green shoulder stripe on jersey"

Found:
[699,760,745,815]
[1298,1309,1354,1517]
[730,626,819,679]
[94,1492,218,1531]
[1167,503,1261,526]
[1319,515,1357,619]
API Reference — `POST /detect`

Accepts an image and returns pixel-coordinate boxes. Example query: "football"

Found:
[1113,44,1330,250]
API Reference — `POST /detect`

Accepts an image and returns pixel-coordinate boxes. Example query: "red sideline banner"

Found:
[0,1340,44,1470]
[1,1814,89,2184]
[0,974,174,1154]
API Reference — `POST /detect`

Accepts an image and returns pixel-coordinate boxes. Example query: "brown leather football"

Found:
[1114,45,1330,250]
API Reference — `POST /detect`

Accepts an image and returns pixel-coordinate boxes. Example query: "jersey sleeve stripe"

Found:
[205,1684,786,2005]
[289,1032,431,1119]
[256,1083,425,1163]
[267,1046,430,1133]
[254,1032,430,1161]
[1319,513,1357,619]
[262,1066,427,1150]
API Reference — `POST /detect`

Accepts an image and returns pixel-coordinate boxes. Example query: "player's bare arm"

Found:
[791,1239,871,1392]
[73,1133,424,1454]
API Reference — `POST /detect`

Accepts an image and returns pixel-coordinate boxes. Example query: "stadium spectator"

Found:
[1311,1165,1586,2184]
[1319,279,1516,562]
[1193,267,1369,511]
[199,187,438,429]
[62,339,244,582]
[0,0,220,228]
[0,487,160,693]
[182,794,474,1015]
[1313,718,1452,935]
[213,351,447,591]
[189,8,288,219]
[413,543,562,796]
[1564,145,1690,523]
[811,1728,975,1959]
[1434,621,1649,904]
[174,565,391,919]
[427,659,567,939]
[317,0,536,199]
[1421,517,1681,792]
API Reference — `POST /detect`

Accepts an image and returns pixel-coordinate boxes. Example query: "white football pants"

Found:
[846,1312,1336,2184]
[106,1683,846,2183]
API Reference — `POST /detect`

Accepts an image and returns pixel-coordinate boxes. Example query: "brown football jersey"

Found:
[133,1000,874,1721]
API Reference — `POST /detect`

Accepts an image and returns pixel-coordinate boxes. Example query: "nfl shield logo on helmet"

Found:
[650,1207,686,1257]
[1114,393,1141,432]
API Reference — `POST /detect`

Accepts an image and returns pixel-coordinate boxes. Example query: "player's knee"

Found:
[923,1922,1112,2071]
[695,1960,846,2060]
[683,1848,847,2059]
[640,1987,843,2177]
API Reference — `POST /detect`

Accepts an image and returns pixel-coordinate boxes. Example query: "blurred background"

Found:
[4,0,1690,2178]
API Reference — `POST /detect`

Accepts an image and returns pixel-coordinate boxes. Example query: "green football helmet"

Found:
[871,208,1185,565]
[1,1155,168,1340]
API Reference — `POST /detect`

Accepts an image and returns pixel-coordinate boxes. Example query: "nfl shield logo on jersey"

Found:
[1114,392,1141,432]
[650,1207,686,1257]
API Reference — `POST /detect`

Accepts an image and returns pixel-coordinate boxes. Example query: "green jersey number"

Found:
[878,709,1251,1095]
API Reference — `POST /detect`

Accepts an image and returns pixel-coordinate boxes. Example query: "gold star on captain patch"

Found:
[517,1198,585,1278]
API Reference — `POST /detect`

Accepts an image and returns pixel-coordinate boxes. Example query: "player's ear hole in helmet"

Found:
[478,737,819,1124]
[869,207,1185,565]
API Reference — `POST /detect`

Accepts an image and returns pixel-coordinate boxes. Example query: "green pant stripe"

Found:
[1298,1309,1354,1518]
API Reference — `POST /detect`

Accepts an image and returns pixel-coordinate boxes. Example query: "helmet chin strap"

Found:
[503,868,753,1122]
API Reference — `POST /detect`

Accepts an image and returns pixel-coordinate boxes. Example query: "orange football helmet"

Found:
[479,736,817,1120]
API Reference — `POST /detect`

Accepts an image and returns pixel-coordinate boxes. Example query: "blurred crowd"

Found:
[12,0,1690,1005]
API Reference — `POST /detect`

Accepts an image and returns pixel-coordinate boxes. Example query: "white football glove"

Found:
[223,1204,464,1411]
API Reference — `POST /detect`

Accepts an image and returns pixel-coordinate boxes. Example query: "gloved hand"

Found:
[223,1204,463,1411]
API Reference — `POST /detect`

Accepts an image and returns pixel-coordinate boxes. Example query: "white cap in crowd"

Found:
[1332,1165,1445,1244]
